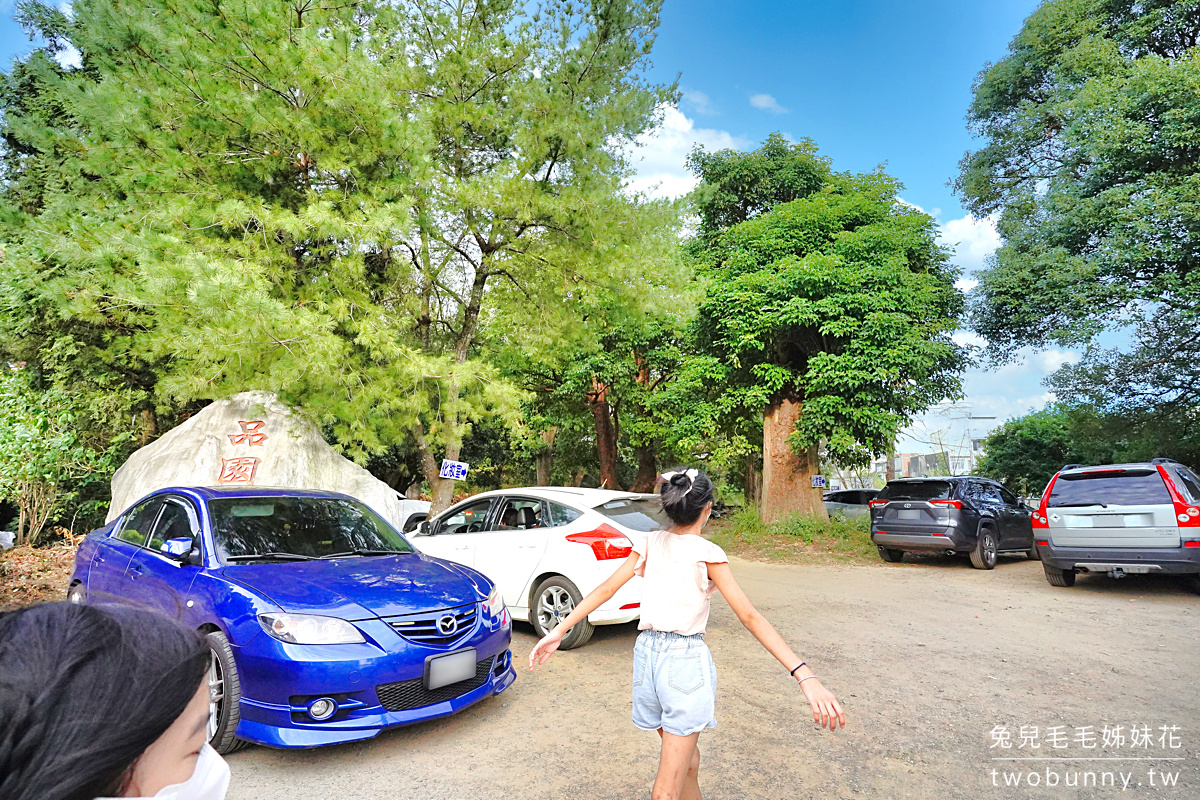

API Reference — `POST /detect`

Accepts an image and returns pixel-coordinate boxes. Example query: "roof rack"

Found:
[1061,464,1086,471]
[1150,457,1179,466]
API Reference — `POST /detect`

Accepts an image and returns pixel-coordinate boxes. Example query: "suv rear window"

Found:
[1049,470,1172,507]
[593,498,666,532]
[877,481,951,502]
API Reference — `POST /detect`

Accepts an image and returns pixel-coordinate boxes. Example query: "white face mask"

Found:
[97,743,230,800]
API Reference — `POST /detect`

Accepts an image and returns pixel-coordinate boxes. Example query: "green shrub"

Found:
[711,507,875,562]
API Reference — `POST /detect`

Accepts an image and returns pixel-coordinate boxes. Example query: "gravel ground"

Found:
[226,556,1199,800]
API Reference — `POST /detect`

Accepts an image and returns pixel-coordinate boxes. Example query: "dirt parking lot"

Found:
[226,556,1199,800]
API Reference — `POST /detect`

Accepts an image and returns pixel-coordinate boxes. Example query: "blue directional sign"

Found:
[810,475,826,489]
[439,459,470,481]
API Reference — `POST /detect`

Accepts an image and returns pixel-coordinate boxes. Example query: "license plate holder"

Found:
[424,648,477,690]
[897,509,922,520]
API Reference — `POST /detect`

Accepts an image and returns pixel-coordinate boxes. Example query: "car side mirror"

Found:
[416,520,432,536]
[161,537,197,563]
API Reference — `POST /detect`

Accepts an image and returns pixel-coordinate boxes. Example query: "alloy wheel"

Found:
[536,586,575,633]
[207,650,225,741]
[983,534,997,566]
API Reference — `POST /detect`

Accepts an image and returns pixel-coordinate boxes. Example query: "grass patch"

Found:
[707,507,878,565]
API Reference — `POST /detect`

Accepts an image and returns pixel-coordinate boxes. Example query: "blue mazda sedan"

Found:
[68,486,515,751]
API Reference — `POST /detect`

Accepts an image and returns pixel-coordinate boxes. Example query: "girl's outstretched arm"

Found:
[708,561,846,730]
[527,551,640,671]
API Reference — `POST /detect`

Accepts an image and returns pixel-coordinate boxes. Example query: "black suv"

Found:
[870,476,1035,569]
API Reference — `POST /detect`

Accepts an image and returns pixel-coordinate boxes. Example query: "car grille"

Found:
[376,656,494,712]
[385,603,479,647]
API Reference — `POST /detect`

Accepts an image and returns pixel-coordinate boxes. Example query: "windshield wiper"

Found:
[320,548,408,559]
[1053,502,1109,508]
[225,552,316,562]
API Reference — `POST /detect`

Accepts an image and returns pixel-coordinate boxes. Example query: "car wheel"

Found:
[877,547,904,563]
[970,528,998,570]
[1043,564,1076,587]
[67,582,86,604]
[1027,542,1040,561]
[205,630,250,754]
[1185,574,1200,595]
[530,576,594,650]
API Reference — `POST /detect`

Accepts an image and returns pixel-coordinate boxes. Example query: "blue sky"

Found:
[0,0,1073,458]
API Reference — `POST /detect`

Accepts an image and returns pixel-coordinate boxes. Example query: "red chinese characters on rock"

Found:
[228,420,268,447]
[218,456,261,485]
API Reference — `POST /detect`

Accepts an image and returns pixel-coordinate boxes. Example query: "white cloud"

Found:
[749,93,788,114]
[952,330,987,348]
[626,106,750,200]
[54,43,82,69]
[1032,349,1082,372]
[938,213,1000,275]
[681,90,717,116]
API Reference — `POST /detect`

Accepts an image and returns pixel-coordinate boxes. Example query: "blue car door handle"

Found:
[129,564,144,578]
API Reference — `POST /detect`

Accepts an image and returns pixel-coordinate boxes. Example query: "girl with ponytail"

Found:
[530,468,845,800]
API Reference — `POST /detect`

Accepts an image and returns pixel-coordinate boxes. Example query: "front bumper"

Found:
[872,527,970,553]
[232,617,515,748]
[1039,543,1200,575]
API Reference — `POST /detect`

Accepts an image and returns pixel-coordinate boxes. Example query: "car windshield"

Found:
[1049,471,1171,508]
[210,496,414,561]
[593,498,667,532]
[877,481,951,502]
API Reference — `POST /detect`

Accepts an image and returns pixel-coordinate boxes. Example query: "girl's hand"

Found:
[799,678,846,730]
[528,628,563,671]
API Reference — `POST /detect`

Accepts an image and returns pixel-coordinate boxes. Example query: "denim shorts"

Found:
[632,629,718,736]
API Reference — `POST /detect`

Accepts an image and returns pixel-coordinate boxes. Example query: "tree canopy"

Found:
[0,0,680,511]
[688,137,967,519]
[957,0,1200,356]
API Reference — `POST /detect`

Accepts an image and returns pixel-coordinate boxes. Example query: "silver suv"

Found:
[1033,458,1200,591]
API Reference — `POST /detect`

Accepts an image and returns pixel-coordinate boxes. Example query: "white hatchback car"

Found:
[409,487,661,649]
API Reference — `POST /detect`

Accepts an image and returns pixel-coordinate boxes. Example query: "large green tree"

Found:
[1,0,677,512]
[957,0,1200,365]
[690,137,967,522]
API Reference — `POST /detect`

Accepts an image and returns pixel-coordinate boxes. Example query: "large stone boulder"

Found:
[107,391,408,529]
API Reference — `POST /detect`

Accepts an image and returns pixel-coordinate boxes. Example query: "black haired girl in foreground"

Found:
[0,602,223,800]
[530,468,846,800]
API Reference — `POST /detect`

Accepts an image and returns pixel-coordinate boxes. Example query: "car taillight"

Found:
[1032,474,1058,529]
[1184,541,1200,548]
[930,499,962,509]
[1155,465,1200,528]
[868,500,888,508]
[566,524,634,560]
[1036,540,1049,547]
[619,602,641,610]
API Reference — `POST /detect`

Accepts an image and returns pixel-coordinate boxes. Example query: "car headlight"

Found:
[483,584,505,618]
[258,613,365,645]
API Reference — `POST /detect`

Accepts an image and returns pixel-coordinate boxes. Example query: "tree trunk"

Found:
[535,426,557,486]
[631,444,657,493]
[588,376,622,490]
[571,467,586,487]
[885,441,896,482]
[413,423,459,515]
[760,396,827,523]
[744,452,762,508]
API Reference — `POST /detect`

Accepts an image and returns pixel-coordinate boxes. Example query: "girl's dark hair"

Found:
[0,602,209,800]
[659,468,715,526]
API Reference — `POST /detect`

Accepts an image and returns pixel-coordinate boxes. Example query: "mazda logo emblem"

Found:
[436,614,458,635]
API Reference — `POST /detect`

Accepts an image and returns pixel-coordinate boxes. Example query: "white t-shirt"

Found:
[630,530,729,636]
